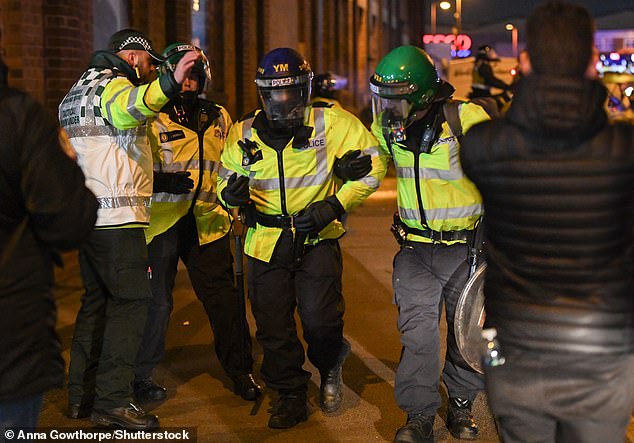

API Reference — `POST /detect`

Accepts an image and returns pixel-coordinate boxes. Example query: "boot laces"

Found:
[127,402,146,417]
[449,398,474,423]
[324,366,342,385]
[407,413,434,432]
[276,393,304,414]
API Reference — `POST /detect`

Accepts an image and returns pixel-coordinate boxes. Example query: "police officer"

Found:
[470,45,512,100]
[311,72,345,109]
[59,29,199,429]
[369,45,489,443]
[133,43,260,404]
[217,48,387,429]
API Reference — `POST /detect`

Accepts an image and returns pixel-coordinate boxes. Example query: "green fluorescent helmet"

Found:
[369,45,440,110]
[160,42,212,86]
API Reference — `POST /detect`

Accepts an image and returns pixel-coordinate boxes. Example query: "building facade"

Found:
[0,0,424,119]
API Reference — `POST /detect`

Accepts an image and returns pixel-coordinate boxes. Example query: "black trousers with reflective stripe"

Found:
[135,212,253,382]
[69,228,152,410]
[248,230,345,393]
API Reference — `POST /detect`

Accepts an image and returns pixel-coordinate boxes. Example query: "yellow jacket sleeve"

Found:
[100,77,171,130]
[217,123,250,208]
[328,108,388,211]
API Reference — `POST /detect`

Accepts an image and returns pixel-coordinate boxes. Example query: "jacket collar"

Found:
[507,74,607,143]
[88,51,138,83]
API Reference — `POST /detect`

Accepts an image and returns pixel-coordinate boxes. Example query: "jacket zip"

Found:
[189,107,213,214]
[413,152,426,227]
[276,150,288,215]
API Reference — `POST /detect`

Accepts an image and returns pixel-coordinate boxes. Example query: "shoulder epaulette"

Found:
[238,109,258,122]
[311,101,333,108]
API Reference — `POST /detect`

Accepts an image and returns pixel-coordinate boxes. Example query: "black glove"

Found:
[334,149,372,182]
[153,171,194,194]
[294,195,345,234]
[221,173,250,207]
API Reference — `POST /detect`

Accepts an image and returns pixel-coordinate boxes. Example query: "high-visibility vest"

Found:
[372,101,489,244]
[218,105,388,262]
[146,103,232,245]
[59,67,170,227]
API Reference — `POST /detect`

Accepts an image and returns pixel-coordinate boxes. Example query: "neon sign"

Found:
[422,33,473,58]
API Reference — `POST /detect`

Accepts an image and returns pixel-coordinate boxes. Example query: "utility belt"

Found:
[256,212,298,230]
[405,226,472,242]
[391,212,472,244]
[255,211,310,265]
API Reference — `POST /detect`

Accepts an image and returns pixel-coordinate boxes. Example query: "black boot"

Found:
[133,378,167,404]
[91,402,159,430]
[394,413,434,443]
[319,339,350,413]
[446,397,478,440]
[268,391,308,429]
[231,373,262,401]
[67,401,92,419]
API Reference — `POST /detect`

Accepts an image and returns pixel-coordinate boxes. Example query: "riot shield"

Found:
[454,262,487,374]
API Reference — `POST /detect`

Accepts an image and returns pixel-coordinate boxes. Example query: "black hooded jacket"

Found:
[461,75,634,355]
[0,87,97,401]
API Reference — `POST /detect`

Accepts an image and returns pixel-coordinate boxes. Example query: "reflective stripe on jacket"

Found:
[218,106,388,262]
[146,105,232,245]
[372,101,489,244]
[59,67,170,227]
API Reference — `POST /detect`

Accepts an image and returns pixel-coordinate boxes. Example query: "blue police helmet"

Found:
[256,47,312,81]
[255,48,313,128]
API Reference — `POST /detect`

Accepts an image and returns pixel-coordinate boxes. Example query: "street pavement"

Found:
[40,176,633,442]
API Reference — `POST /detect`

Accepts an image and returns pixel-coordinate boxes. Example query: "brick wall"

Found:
[2,0,45,100]
[0,0,417,118]
[43,0,93,112]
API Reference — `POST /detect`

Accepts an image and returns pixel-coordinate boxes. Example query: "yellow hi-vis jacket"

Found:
[146,103,232,245]
[218,105,388,262]
[59,58,175,227]
[372,101,489,244]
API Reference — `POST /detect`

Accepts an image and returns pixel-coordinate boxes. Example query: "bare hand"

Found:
[173,51,200,84]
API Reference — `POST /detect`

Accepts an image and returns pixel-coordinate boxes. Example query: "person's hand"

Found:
[58,128,77,162]
[153,171,194,194]
[294,196,345,234]
[221,173,250,207]
[173,51,200,84]
[334,149,372,181]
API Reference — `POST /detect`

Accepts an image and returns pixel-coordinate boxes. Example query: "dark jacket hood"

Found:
[88,50,138,83]
[507,74,607,143]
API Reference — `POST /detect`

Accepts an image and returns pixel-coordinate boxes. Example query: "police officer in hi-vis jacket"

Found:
[58,29,199,430]
[133,43,260,405]
[217,47,387,430]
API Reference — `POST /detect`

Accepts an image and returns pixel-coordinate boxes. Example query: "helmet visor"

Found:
[370,92,413,129]
[257,84,311,128]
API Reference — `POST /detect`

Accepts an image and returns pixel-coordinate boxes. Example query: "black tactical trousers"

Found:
[248,230,345,393]
[69,228,152,410]
[135,213,253,382]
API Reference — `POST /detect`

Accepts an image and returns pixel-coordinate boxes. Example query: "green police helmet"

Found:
[369,45,440,110]
[160,42,212,83]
